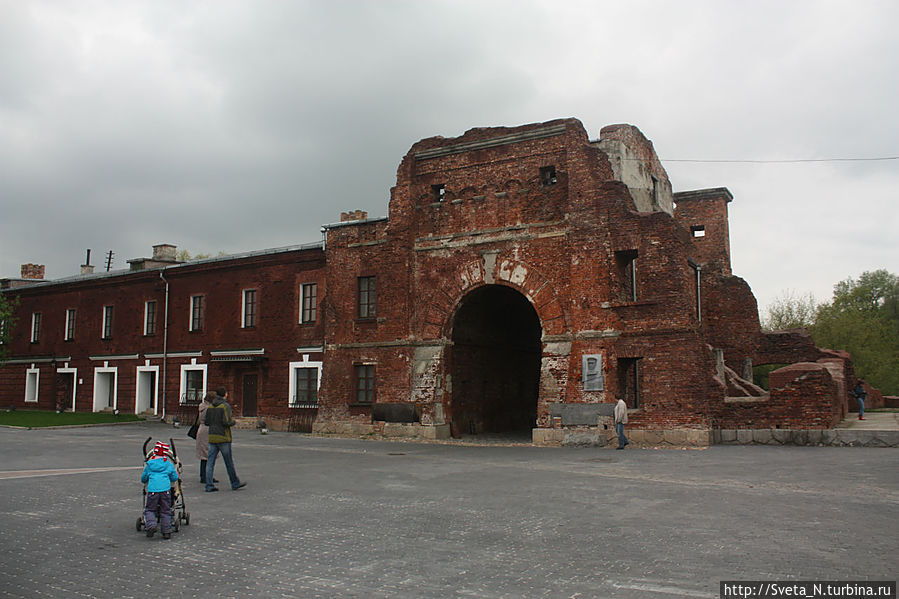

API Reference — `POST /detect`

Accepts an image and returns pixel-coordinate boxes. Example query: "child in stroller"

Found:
[140,440,180,539]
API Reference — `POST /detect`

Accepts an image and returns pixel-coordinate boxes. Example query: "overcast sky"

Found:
[2,0,896,313]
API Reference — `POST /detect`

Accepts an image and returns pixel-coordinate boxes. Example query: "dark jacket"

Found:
[204,395,235,443]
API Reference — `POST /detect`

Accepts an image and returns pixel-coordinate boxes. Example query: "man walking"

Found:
[614,397,629,450]
[851,380,867,421]
[204,387,247,491]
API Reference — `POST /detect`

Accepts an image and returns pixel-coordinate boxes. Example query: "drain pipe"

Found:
[159,270,170,420]
[688,258,702,323]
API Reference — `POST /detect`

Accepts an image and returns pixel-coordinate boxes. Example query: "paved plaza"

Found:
[0,422,896,598]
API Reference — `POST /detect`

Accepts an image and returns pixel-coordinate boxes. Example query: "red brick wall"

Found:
[674,189,733,275]
[0,248,326,418]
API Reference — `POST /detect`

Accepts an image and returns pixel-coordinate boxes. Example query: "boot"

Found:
[200,459,207,483]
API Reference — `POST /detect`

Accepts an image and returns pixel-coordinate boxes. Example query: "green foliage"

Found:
[811,270,899,395]
[752,363,789,390]
[0,292,18,365]
[176,250,212,261]
[761,290,817,330]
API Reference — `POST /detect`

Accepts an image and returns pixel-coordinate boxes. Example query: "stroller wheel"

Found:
[136,517,143,532]
[184,512,190,526]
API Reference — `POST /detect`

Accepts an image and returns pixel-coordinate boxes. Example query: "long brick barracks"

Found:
[1,118,879,446]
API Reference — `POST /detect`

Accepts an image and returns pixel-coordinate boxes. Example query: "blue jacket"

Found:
[141,457,179,493]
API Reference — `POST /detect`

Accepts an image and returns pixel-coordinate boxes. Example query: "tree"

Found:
[812,270,899,396]
[0,292,18,365]
[761,290,818,330]
[176,250,212,262]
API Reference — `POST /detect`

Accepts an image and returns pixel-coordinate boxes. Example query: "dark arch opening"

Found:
[449,284,542,437]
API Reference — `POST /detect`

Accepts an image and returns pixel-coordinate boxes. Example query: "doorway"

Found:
[136,368,159,415]
[242,374,258,417]
[56,370,76,412]
[93,369,117,412]
[449,284,542,436]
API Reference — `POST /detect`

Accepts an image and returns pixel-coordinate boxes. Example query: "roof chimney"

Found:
[340,210,368,222]
[81,249,94,275]
[21,264,45,280]
[152,244,177,261]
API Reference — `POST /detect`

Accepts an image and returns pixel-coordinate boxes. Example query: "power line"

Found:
[659,156,899,164]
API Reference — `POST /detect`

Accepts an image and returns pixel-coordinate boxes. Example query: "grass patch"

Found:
[0,410,143,428]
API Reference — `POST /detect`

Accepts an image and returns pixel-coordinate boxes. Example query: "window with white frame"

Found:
[179,363,207,404]
[101,305,113,339]
[289,358,322,407]
[65,309,76,341]
[242,289,257,328]
[25,368,39,403]
[31,312,41,343]
[300,283,317,324]
[189,295,205,332]
[144,300,157,336]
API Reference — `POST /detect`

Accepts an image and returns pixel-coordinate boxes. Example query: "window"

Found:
[31,312,41,343]
[102,305,113,339]
[358,276,376,319]
[65,309,76,341]
[355,364,375,405]
[691,225,706,238]
[180,363,207,404]
[144,300,157,336]
[25,368,39,403]
[190,295,205,332]
[614,250,638,302]
[431,183,446,202]
[292,368,319,406]
[617,357,642,409]
[300,283,317,324]
[242,289,257,328]
[540,166,557,186]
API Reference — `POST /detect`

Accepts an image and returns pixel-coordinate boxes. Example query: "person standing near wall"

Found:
[614,397,629,450]
[204,387,246,492]
[195,392,217,484]
[851,380,867,421]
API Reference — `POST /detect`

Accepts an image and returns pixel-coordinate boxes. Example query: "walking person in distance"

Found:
[614,397,629,450]
[204,387,246,492]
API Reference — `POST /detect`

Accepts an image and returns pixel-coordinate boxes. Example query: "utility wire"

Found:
[659,156,899,163]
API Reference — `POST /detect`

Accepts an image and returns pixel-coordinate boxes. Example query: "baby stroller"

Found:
[136,437,190,534]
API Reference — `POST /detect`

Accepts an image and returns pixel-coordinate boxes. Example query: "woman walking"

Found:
[196,392,216,483]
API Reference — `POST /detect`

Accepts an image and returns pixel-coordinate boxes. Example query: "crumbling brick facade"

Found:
[0,118,875,443]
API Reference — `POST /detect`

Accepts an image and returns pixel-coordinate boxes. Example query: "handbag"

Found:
[187,413,199,439]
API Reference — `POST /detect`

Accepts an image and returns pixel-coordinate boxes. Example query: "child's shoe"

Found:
[162,533,171,540]
[146,526,157,538]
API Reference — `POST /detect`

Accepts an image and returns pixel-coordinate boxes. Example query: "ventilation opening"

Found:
[540,166,557,186]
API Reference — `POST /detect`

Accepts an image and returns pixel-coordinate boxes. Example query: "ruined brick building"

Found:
[0,118,868,445]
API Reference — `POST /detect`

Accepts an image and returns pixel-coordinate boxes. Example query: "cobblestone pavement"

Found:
[0,423,896,598]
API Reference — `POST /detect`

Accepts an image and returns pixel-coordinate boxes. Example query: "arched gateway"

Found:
[447,284,542,437]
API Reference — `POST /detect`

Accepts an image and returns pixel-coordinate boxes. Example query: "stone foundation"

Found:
[715,428,899,447]
[533,427,712,447]
[313,420,451,440]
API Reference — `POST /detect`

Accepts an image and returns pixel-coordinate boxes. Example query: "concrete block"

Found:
[736,429,753,444]
[752,429,773,445]
[663,429,688,446]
